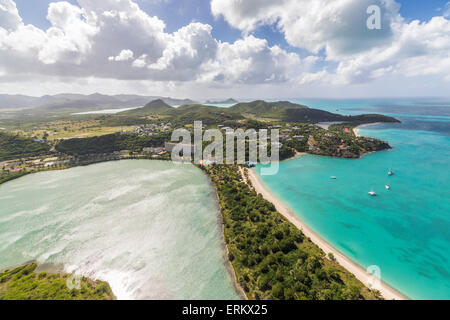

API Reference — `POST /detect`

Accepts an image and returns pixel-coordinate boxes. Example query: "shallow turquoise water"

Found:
[257,99,450,300]
[0,160,240,300]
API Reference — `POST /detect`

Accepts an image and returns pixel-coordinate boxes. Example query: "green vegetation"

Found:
[230,100,399,124]
[55,132,171,155]
[0,170,29,186]
[0,263,115,300]
[164,104,244,126]
[284,122,391,158]
[204,165,381,300]
[121,99,174,116]
[0,132,51,161]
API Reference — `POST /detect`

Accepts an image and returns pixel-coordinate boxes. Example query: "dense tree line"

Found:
[204,165,381,300]
[0,132,51,161]
[55,132,170,155]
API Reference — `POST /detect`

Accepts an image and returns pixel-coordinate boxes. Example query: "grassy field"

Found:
[11,119,134,141]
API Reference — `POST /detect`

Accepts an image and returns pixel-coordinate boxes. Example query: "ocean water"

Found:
[257,98,450,300]
[0,160,240,300]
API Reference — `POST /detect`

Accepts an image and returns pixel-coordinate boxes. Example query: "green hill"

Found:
[164,104,244,125]
[230,100,307,118]
[121,99,174,116]
[230,100,399,124]
[283,108,400,123]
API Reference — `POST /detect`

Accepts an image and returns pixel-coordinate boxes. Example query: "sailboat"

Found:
[388,166,394,176]
[385,184,391,190]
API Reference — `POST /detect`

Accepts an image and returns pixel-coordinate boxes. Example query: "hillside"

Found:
[230,100,307,118]
[283,108,400,124]
[121,99,173,116]
[164,104,244,125]
[230,100,399,124]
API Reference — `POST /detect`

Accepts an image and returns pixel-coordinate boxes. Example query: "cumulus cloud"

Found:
[109,49,134,61]
[211,0,401,58]
[1,0,450,96]
[0,0,303,85]
[0,0,22,31]
[212,0,450,87]
[203,35,304,84]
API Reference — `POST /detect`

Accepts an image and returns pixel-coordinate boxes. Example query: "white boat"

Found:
[368,190,377,196]
[330,176,337,179]
[385,185,391,190]
[388,167,394,176]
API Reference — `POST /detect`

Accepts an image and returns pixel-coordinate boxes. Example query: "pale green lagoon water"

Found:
[0,160,240,300]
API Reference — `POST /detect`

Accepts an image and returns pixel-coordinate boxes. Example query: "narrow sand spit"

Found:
[245,167,408,300]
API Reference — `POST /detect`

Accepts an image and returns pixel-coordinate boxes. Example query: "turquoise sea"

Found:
[257,98,450,300]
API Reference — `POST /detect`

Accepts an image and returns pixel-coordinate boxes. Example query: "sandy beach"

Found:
[353,122,383,137]
[246,168,408,300]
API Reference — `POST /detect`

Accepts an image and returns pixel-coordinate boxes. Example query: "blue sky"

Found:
[2,0,450,98]
[12,0,447,71]
[14,0,448,44]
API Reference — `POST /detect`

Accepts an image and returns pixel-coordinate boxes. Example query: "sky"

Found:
[0,0,449,99]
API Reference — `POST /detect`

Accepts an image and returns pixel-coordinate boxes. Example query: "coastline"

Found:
[205,170,248,300]
[247,167,408,300]
[353,122,383,137]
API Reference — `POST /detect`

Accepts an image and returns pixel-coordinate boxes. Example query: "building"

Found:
[120,150,131,156]
[43,157,58,163]
[165,142,197,154]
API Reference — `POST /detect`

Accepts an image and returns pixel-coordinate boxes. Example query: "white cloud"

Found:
[204,35,303,84]
[0,0,450,97]
[211,0,401,58]
[212,0,450,88]
[0,0,22,31]
[444,2,450,18]
[0,0,301,85]
[109,49,134,61]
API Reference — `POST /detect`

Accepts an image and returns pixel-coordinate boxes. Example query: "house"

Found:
[142,147,156,153]
[43,157,58,163]
[32,159,44,166]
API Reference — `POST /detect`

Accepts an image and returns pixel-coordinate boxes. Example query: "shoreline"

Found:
[205,171,248,300]
[353,122,383,137]
[247,167,408,300]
